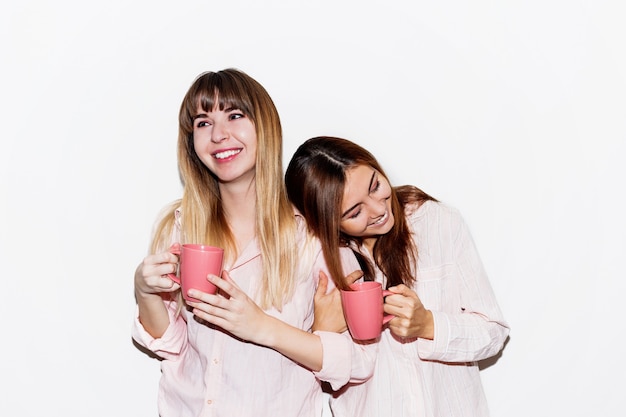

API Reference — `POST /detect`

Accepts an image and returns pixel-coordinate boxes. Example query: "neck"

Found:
[219,179,257,252]
[363,237,377,255]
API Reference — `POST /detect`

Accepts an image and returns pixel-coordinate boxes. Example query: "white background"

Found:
[1,1,624,416]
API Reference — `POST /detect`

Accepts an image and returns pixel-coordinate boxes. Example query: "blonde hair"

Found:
[149,68,298,310]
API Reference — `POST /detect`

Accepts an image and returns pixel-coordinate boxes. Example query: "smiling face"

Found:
[192,102,257,186]
[340,164,395,248]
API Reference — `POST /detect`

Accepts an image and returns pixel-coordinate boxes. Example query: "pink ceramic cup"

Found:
[167,244,224,303]
[340,281,394,340]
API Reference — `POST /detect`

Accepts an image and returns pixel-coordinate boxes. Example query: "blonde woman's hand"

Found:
[384,284,434,340]
[134,243,181,298]
[187,270,273,346]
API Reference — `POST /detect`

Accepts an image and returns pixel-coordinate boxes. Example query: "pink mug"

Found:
[167,244,224,303]
[340,281,394,340]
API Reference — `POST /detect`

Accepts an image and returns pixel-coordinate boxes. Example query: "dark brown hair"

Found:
[285,136,436,290]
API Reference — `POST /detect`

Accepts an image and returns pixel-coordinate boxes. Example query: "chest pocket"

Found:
[415,264,460,313]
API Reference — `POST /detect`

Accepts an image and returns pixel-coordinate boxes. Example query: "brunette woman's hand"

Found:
[312,270,363,333]
[384,284,434,340]
[186,270,273,345]
[134,243,181,298]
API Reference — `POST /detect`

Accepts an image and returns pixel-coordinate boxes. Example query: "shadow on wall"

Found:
[479,335,510,371]
[131,334,512,369]
[132,338,163,361]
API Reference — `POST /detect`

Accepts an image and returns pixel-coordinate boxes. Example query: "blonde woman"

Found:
[132,70,370,416]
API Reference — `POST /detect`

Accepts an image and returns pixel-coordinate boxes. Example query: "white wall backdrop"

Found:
[1,1,624,416]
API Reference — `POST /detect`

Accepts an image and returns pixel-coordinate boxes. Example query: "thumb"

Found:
[345,269,364,285]
[316,270,329,297]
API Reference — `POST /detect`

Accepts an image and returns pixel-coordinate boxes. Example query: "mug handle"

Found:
[166,243,182,284]
[382,289,395,324]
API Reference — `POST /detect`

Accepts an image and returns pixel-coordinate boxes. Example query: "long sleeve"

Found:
[328,201,509,417]
[413,203,510,362]
[131,299,188,360]
[314,331,377,390]
[312,246,378,390]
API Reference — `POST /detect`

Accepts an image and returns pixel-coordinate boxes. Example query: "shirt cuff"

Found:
[312,330,352,390]
[417,310,450,360]
[131,302,187,360]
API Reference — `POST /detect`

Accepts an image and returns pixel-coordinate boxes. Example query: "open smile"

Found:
[213,148,242,160]
[369,210,389,227]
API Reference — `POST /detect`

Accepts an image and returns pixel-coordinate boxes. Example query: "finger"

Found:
[168,242,181,255]
[384,292,409,309]
[191,306,232,331]
[187,292,227,309]
[383,302,404,317]
[316,271,329,297]
[155,276,181,291]
[387,284,417,298]
[384,303,413,322]
[143,252,177,270]
[220,269,233,283]
[139,259,178,283]
[187,300,232,328]
[146,261,178,278]
[388,321,411,338]
[208,270,241,299]
[345,270,364,285]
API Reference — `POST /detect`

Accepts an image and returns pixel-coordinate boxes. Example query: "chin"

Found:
[381,221,394,235]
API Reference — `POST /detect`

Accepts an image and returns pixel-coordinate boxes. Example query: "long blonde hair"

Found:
[149,68,298,310]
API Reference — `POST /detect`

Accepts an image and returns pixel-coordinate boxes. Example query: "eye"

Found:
[228,111,245,121]
[370,179,381,194]
[347,207,362,220]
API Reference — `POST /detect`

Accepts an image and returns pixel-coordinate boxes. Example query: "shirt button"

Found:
[213,358,219,364]
[207,400,213,405]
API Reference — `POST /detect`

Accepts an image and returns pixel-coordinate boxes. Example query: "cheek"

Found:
[191,135,213,166]
[192,132,211,154]
[192,132,202,150]
[341,220,367,237]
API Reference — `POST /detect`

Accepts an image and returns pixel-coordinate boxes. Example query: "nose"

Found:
[210,120,228,143]
[367,197,387,218]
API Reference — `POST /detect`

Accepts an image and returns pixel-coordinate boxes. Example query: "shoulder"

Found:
[291,205,319,249]
[405,199,464,230]
[171,201,183,227]
[150,199,182,225]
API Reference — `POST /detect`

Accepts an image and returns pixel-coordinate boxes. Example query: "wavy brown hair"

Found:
[149,68,298,310]
[285,136,436,290]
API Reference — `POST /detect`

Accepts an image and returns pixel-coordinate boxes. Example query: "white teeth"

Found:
[214,149,241,159]
[373,211,388,225]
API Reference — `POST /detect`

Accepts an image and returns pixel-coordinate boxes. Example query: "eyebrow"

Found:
[341,170,376,218]
[192,106,238,121]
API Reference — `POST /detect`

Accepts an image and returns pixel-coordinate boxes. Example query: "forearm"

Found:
[260,315,323,371]
[136,291,171,338]
[314,330,377,390]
